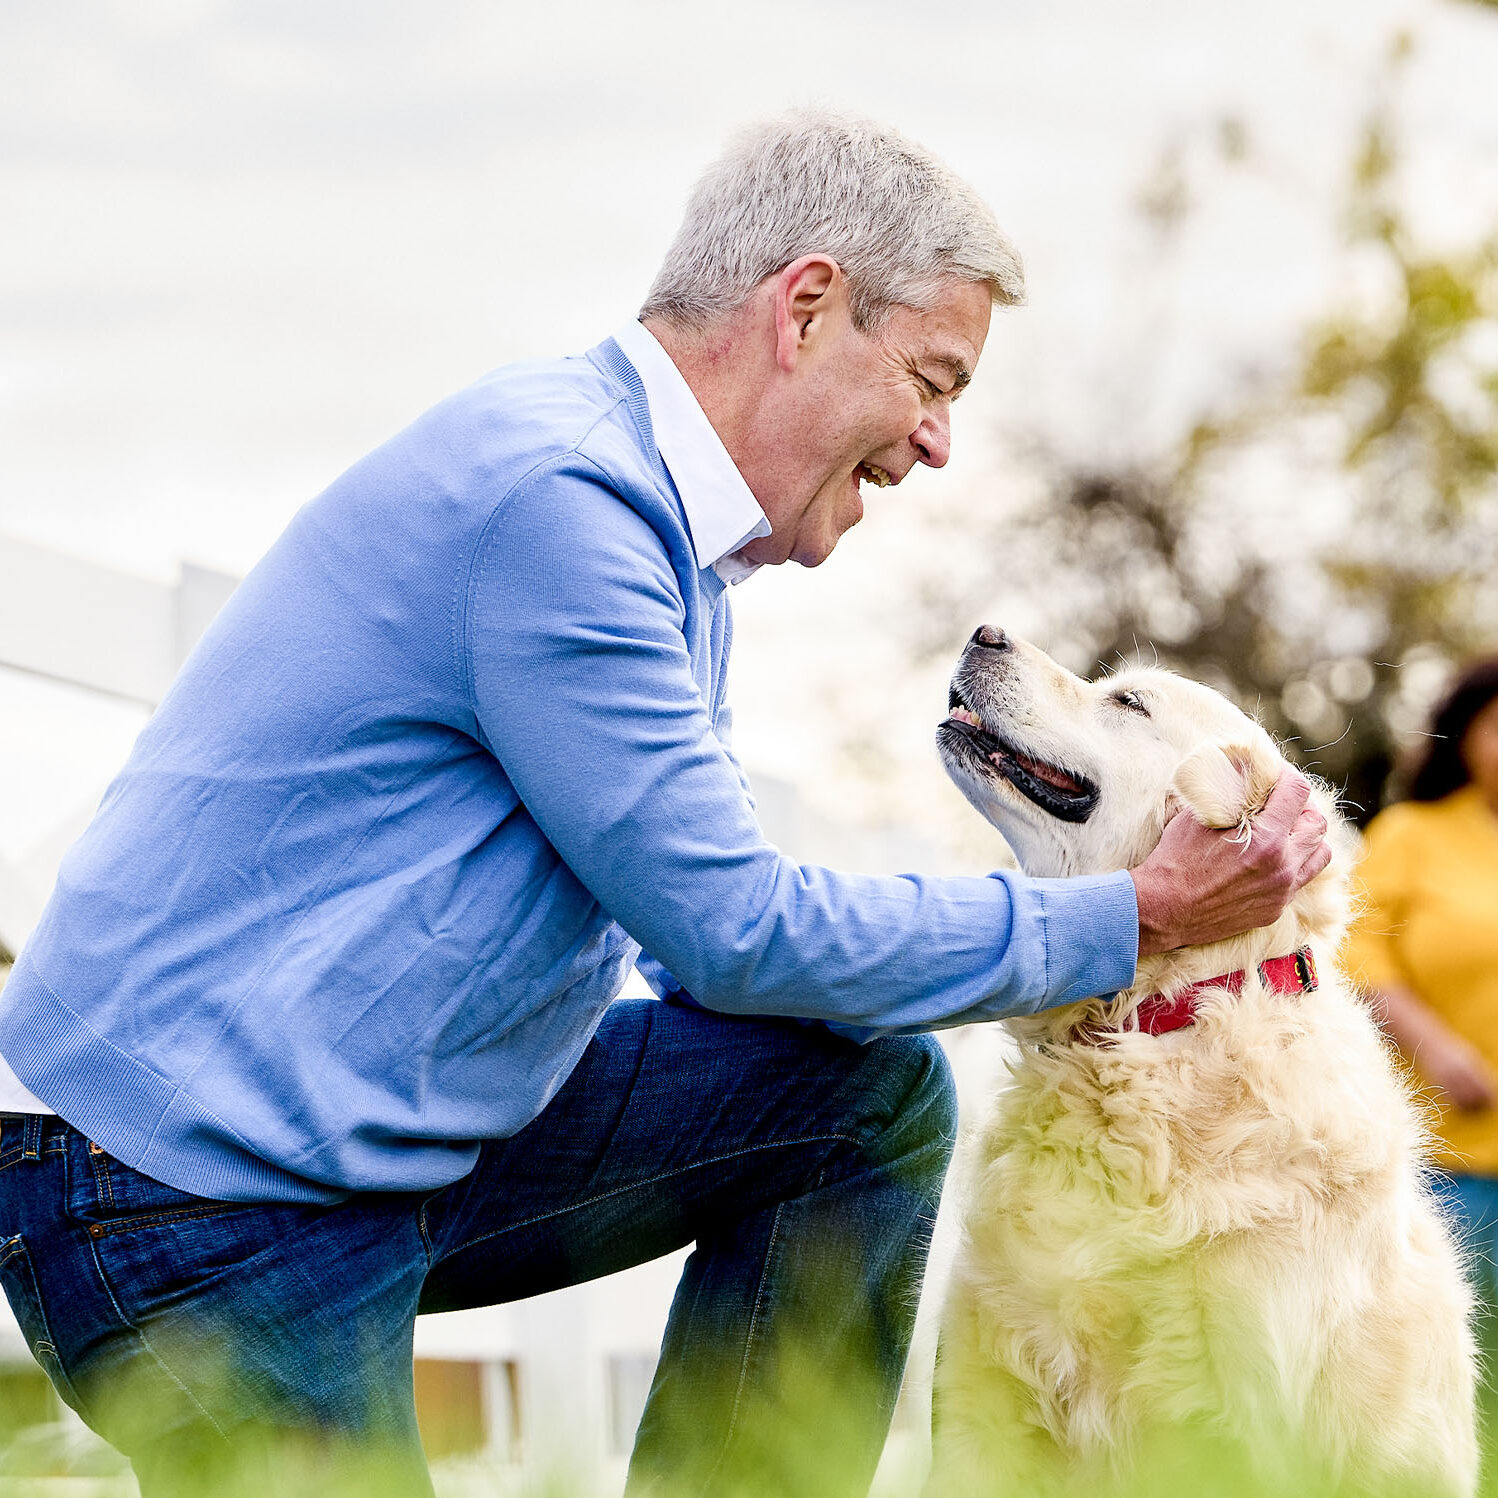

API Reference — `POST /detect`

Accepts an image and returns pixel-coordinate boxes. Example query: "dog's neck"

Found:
[1133,909,1310,999]
[1008,865,1351,1047]
[1125,947,1320,1036]
[1130,877,1344,999]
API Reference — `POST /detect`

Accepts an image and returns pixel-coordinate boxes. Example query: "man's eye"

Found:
[1113,690,1150,717]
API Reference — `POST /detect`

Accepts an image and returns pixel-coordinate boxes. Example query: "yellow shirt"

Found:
[1345,786,1498,1173]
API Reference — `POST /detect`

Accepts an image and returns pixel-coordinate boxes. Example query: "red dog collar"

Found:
[1130,946,1319,1036]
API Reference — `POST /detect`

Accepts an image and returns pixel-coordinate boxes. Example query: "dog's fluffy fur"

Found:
[926,632,1477,1498]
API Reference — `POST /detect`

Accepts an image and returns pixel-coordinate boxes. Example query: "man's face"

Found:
[739,277,993,568]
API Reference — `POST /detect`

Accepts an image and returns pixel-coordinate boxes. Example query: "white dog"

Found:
[925,627,1476,1498]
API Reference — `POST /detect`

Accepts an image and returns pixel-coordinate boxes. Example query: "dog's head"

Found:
[937,627,1356,967]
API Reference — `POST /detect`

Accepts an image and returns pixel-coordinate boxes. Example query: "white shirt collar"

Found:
[613,319,771,585]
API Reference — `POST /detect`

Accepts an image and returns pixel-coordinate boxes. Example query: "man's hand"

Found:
[1129,772,1332,958]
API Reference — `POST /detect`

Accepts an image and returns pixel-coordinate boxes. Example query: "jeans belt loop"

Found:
[21,1114,43,1160]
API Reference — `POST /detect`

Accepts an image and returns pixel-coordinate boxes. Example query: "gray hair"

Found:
[641,109,1025,332]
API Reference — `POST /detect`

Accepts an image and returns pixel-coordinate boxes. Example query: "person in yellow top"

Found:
[1346,657,1498,1373]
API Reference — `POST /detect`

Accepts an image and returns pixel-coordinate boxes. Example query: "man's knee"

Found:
[853,1033,958,1185]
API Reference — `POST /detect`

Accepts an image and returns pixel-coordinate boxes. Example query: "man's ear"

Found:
[1169,738,1283,840]
[772,255,843,373]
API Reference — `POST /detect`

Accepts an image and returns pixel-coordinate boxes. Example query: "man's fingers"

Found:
[1296,837,1333,885]
[1254,770,1312,838]
[1290,806,1329,849]
[1287,798,1333,887]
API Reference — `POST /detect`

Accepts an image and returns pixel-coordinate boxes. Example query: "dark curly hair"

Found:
[1403,657,1498,803]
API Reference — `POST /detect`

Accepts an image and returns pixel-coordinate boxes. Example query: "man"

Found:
[0,112,1329,1497]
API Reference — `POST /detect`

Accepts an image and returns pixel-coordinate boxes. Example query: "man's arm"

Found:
[465,459,1138,1034]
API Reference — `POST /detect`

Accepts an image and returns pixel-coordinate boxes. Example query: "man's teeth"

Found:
[860,463,893,488]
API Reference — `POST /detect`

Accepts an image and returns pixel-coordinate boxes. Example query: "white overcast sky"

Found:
[4,0,1498,848]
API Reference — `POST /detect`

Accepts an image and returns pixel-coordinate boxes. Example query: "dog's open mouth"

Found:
[940,690,1100,823]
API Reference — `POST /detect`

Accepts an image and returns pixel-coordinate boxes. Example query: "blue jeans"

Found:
[0,998,956,1498]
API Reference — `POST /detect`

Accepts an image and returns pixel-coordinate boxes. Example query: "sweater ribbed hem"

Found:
[0,967,348,1204]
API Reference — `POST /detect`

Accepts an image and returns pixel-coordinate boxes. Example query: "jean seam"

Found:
[436,1131,866,1264]
[85,1234,233,1443]
[0,1147,62,1175]
[701,1198,785,1495]
[85,1202,253,1238]
[0,1236,87,1415]
[89,1145,115,1209]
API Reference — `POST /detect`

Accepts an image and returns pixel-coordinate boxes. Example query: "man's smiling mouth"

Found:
[857,462,894,488]
[940,692,1100,823]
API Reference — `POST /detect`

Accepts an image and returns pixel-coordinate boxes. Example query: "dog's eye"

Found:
[1112,690,1151,717]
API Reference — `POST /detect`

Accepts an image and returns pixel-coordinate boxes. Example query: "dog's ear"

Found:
[1168,738,1283,838]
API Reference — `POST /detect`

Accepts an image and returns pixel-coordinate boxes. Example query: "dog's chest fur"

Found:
[934,959,1476,1496]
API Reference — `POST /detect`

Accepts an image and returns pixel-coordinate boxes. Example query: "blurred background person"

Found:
[1346,657,1498,1469]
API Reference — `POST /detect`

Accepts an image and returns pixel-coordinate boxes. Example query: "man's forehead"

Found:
[897,282,991,365]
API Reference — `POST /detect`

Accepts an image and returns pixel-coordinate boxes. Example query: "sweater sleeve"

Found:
[465,459,1138,1034]
[1344,807,1418,992]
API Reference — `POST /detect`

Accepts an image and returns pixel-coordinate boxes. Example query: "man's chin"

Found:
[738,535,788,568]
[741,531,834,568]
[790,500,863,567]
[790,530,844,568]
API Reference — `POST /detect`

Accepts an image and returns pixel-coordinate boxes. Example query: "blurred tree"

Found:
[911,41,1498,826]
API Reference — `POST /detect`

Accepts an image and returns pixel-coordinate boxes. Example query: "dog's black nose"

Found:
[969,625,1010,653]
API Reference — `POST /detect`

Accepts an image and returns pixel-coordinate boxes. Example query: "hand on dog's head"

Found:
[939,633,1354,971]
[1137,734,1350,972]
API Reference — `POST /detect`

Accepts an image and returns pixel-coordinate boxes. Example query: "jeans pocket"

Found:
[80,1142,235,1223]
[0,1234,85,1416]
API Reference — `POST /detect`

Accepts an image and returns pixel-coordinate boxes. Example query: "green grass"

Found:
[1,1339,1494,1498]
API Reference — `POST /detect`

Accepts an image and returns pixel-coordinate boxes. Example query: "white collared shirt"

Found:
[0,1045,52,1115]
[612,319,770,585]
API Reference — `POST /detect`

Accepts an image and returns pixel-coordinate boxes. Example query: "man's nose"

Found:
[913,405,952,468]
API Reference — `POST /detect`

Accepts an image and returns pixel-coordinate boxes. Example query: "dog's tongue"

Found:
[1002,749,1083,795]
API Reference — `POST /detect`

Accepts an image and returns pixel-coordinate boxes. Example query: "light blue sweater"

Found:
[0,339,1138,1203]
